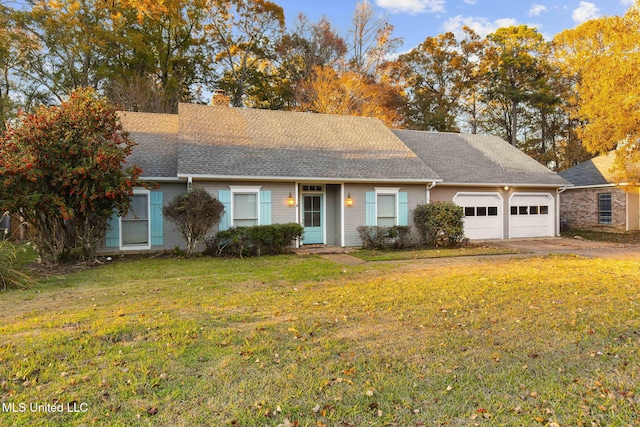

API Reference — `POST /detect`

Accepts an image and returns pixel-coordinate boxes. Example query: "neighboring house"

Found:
[559,152,640,231]
[103,103,569,252]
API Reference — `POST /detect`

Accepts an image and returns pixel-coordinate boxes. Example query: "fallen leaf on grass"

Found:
[277,418,298,427]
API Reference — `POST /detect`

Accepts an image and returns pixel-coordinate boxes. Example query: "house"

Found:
[103,103,569,252]
[559,152,640,231]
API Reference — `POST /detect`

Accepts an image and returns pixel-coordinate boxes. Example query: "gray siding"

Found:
[98,182,189,253]
[343,184,428,247]
[196,181,298,232]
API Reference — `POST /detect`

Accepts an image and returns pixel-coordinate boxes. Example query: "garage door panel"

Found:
[454,193,503,240]
[509,194,554,238]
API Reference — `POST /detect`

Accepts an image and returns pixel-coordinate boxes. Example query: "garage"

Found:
[453,193,503,240]
[509,193,555,238]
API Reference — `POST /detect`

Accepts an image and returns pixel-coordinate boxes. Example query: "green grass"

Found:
[0,254,639,426]
[353,244,519,261]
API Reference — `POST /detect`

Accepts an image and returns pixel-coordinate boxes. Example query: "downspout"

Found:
[556,187,567,236]
[426,182,437,204]
[187,176,193,192]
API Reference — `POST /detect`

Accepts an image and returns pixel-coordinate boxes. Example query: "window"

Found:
[540,206,549,215]
[377,194,396,227]
[598,193,612,224]
[121,192,149,248]
[488,207,498,216]
[233,193,258,227]
[477,207,487,216]
[529,206,539,215]
[464,207,475,217]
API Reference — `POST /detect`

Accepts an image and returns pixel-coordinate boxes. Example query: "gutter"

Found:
[180,173,443,184]
[426,181,436,203]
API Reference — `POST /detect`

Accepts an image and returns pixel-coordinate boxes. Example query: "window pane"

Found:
[540,206,549,215]
[477,207,487,216]
[377,194,396,226]
[488,207,498,216]
[122,194,149,247]
[598,194,612,224]
[377,195,395,217]
[234,193,257,220]
[530,206,538,215]
[122,220,149,245]
[464,207,475,217]
[510,206,518,215]
[519,206,528,215]
[125,194,148,220]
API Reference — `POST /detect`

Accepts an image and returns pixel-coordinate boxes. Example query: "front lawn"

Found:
[1,254,639,426]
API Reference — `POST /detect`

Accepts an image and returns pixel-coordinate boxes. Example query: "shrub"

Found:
[208,223,304,257]
[357,225,413,249]
[0,241,34,290]
[413,202,465,247]
[163,189,224,256]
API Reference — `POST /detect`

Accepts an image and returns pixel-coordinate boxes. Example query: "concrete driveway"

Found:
[483,237,640,260]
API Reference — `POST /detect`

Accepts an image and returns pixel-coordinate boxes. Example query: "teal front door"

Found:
[303,194,323,244]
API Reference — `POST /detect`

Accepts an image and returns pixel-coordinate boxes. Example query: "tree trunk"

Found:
[510,100,518,146]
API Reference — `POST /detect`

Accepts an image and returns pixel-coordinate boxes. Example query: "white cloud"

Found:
[528,4,548,17]
[620,0,634,5]
[572,2,600,24]
[464,0,477,4]
[442,15,518,38]
[375,0,446,14]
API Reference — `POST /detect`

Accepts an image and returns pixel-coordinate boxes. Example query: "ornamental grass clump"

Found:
[0,240,34,290]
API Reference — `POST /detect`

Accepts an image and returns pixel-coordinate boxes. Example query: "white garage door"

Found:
[453,193,503,240]
[509,193,554,238]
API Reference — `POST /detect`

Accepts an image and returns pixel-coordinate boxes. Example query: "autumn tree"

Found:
[298,65,403,127]
[258,14,347,109]
[554,2,640,181]
[205,0,285,107]
[104,0,210,113]
[484,25,552,146]
[348,0,401,76]
[0,88,141,264]
[395,27,486,132]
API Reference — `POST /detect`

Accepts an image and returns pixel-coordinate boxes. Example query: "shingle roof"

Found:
[558,152,616,186]
[118,111,179,178]
[394,130,570,186]
[176,104,440,181]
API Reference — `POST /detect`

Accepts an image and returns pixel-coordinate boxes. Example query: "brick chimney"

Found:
[211,89,231,107]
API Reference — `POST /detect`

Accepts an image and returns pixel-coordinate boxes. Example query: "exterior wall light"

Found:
[287,193,295,207]
[504,186,510,191]
[345,193,353,207]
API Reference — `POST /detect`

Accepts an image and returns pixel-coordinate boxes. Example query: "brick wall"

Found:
[560,187,626,231]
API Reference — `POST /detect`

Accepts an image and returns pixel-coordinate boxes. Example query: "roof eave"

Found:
[434,182,571,188]
[178,173,443,184]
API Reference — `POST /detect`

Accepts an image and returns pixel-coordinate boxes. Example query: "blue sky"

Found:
[275,0,635,51]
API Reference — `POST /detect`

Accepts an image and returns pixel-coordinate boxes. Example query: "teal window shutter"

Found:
[218,189,231,231]
[365,192,376,226]
[150,191,164,246]
[105,212,120,248]
[398,192,409,226]
[260,190,272,225]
